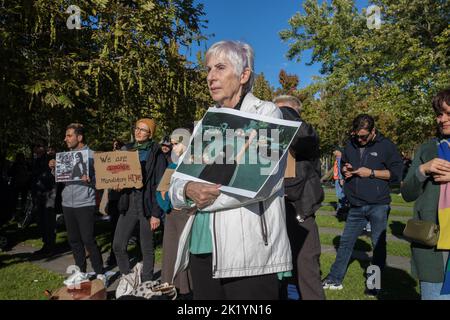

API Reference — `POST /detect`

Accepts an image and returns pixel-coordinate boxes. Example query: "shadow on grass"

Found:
[1,216,164,271]
[389,221,406,239]
[332,235,373,252]
[356,259,419,300]
[329,201,338,210]
[331,232,418,300]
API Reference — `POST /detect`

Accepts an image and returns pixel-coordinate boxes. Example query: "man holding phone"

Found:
[322,114,403,297]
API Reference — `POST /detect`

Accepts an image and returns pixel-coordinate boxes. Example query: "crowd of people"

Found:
[0,40,449,301]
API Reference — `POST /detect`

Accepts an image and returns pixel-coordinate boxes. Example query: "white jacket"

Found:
[169,93,292,279]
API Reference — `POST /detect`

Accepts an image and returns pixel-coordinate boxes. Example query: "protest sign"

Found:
[56,150,89,182]
[94,151,143,190]
[173,108,301,198]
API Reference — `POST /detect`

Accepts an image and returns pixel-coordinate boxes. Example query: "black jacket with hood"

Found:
[342,131,403,206]
[118,141,167,219]
[280,107,324,219]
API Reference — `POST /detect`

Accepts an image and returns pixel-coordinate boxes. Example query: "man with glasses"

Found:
[322,114,403,297]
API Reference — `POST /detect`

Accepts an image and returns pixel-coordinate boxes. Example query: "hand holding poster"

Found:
[56,150,89,182]
[93,151,143,190]
[173,108,301,198]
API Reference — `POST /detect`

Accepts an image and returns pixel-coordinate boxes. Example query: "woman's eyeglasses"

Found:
[134,127,150,134]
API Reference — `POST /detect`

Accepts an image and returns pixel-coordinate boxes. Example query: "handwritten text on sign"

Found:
[94,151,143,190]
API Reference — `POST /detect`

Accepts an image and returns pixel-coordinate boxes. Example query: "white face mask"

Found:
[171,143,187,164]
[170,149,180,163]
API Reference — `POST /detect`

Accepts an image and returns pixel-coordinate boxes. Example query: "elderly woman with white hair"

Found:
[169,40,292,300]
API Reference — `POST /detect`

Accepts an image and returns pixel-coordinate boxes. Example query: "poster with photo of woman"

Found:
[173,108,301,198]
[55,149,89,182]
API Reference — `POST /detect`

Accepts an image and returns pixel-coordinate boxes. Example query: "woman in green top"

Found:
[401,88,450,300]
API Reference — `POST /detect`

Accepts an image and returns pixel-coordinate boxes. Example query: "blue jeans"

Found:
[334,180,347,210]
[328,204,389,284]
[420,282,450,300]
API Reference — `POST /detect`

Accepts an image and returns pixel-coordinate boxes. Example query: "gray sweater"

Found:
[62,146,96,208]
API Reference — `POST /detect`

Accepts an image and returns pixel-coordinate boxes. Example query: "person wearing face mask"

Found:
[113,118,167,296]
[157,131,194,298]
[401,88,450,300]
[322,114,403,297]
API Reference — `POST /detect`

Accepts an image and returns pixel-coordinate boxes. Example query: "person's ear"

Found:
[240,67,251,85]
[77,135,83,143]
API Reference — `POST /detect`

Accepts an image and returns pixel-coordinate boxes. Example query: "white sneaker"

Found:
[63,271,89,287]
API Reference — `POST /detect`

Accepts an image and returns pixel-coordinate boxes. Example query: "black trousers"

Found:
[36,200,56,248]
[62,206,103,274]
[190,253,279,300]
[284,200,325,300]
[107,200,120,257]
[113,207,154,282]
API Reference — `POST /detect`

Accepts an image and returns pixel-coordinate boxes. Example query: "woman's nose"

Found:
[207,69,216,82]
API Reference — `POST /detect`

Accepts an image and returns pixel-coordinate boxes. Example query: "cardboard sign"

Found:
[94,151,143,190]
[56,150,90,182]
[157,168,175,194]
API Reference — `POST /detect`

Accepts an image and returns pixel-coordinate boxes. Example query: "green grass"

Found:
[0,188,415,300]
[316,189,418,299]
[0,253,64,300]
[319,233,411,257]
[316,215,408,236]
[320,253,419,300]
[0,216,164,300]
[319,205,412,217]
[323,188,414,208]
[13,220,164,261]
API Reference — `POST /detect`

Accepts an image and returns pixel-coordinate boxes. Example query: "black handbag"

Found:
[403,219,440,247]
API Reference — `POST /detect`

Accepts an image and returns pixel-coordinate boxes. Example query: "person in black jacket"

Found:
[322,114,403,296]
[274,95,325,300]
[33,156,57,256]
[113,118,167,286]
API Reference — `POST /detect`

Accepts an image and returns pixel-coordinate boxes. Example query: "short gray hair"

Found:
[206,40,255,95]
[273,95,302,111]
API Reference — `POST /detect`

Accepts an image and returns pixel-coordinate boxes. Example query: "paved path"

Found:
[316,210,411,222]
[321,202,413,212]
[318,226,410,243]
[321,244,411,272]
[6,242,161,297]
[3,191,414,299]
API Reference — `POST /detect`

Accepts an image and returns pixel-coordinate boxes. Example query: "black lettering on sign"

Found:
[99,154,111,163]
[115,155,128,162]
[128,174,141,183]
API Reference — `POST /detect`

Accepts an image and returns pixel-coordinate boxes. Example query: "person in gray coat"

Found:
[62,123,104,284]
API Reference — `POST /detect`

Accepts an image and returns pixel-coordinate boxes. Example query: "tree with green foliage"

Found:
[0,0,211,158]
[280,0,450,153]
[252,72,274,101]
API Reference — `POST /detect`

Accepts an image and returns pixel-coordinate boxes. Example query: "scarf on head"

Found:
[437,139,450,294]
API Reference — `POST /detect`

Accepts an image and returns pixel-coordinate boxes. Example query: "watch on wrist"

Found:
[370,169,375,179]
